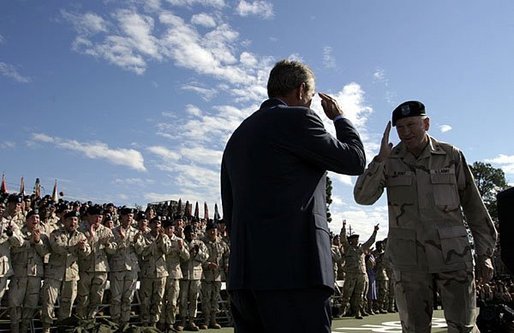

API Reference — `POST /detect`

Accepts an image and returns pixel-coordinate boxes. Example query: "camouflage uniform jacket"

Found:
[109,225,143,272]
[202,236,229,282]
[180,239,208,281]
[139,232,171,278]
[0,219,23,277]
[354,136,497,273]
[373,250,388,281]
[78,223,116,273]
[5,211,25,229]
[331,244,344,278]
[166,234,189,279]
[340,225,377,274]
[46,227,91,281]
[11,226,49,277]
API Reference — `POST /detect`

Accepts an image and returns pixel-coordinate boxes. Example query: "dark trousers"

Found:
[229,287,333,333]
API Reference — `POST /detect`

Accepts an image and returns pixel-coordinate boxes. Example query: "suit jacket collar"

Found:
[259,98,287,110]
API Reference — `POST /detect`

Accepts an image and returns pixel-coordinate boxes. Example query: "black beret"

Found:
[87,205,104,215]
[206,221,217,231]
[184,224,196,233]
[162,218,173,228]
[120,207,135,215]
[26,209,40,219]
[64,211,81,219]
[348,234,360,240]
[392,101,426,126]
[8,195,22,203]
[137,212,147,221]
[149,216,162,224]
[104,213,113,221]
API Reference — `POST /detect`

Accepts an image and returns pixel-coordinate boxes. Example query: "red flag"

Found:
[51,179,58,202]
[1,174,7,194]
[19,176,25,196]
[204,202,209,220]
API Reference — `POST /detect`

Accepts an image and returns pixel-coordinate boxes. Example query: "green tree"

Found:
[470,161,508,221]
[326,175,333,222]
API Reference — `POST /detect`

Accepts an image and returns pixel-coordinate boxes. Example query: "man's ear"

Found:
[423,117,430,131]
[296,82,306,100]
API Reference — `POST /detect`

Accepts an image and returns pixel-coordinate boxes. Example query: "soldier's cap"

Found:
[7,194,22,203]
[375,240,383,246]
[56,204,68,213]
[206,221,217,231]
[162,218,173,228]
[149,216,162,224]
[137,212,147,221]
[392,100,426,126]
[184,224,196,233]
[348,234,359,240]
[120,207,135,215]
[26,209,40,219]
[87,205,104,216]
[104,213,113,221]
[64,211,81,219]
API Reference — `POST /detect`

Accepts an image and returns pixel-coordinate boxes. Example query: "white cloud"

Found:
[165,0,225,8]
[373,68,386,82]
[147,145,181,162]
[0,141,15,149]
[61,10,108,35]
[235,0,274,19]
[181,83,218,100]
[191,13,217,27]
[322,46,336,69]
[113,178,155,186]
[31,133,147,171]
[0,62,31,83]
[439,124,452,133]
[185,104,202,116]
[485,154,514,174]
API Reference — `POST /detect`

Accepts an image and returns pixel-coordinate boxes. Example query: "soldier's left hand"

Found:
[374,224,379,231]
[32,228,41,243]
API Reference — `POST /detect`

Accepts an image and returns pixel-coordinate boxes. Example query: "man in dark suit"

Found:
[221,59,366,333]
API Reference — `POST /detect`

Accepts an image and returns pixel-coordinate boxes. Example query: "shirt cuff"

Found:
[333,115,344,122]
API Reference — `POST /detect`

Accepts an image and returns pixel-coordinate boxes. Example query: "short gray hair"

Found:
[267,59,315,98]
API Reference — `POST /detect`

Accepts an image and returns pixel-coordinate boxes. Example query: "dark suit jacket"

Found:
[221,98,365,291]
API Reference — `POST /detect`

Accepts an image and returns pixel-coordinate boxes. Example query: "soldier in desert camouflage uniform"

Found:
[372,240,389,314]
[108,207,144,327]
[0,200,23,304]
[9,209,49,333]
[200,221,229,330]
[354,101,497,333]
[41,211,91,333]
[339,220,378,319]
[77,205,116,320]
[4,195,26,228]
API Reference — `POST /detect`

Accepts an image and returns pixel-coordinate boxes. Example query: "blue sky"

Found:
[1,0,514,238]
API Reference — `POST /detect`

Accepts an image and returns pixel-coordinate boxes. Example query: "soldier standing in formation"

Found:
[160,218,188,331]
[177,224,208,332]
[372,240,389,314]
[9,209,49,333]
[41,211,90,333]
[200,221,229,330]
[77,206,115,320]
[139,216,171,327]
[108,207,143,327]
[339,220,378,319]
[354,101,497,332]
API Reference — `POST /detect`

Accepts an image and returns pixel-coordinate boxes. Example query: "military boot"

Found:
[174,319,186,331]
[354,309,363,320]
[185,320,199,331]
[209,320,222,329]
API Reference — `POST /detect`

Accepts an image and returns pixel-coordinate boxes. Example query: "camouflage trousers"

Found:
[376,278,389,311]
[41,278,78,325]
[139,276,167,325]
[201,280,221,324]
[8,276,41,324]
[76,271,108,319]
[160,277,180,326]
[340,272,366,314]
[179,279,201,320]
[109,270,138,324]
[394,269,479,333]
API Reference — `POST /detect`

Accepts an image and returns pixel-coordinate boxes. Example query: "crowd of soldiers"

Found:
[330,220,398,319]
[0,192,230,333]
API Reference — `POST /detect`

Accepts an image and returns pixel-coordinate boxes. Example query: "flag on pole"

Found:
[51,179,58,202]
[194,201,199,221]
[19,176,25,196]
[204,202,209,220]
[34,178,41,198]
[214,203,221,222]
[1,174,7,194]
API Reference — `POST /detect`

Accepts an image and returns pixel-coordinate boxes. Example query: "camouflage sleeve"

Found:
[354,158,387,205]
[362,230,378,251]
[457,151,497,258]
[339,225,350,251]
